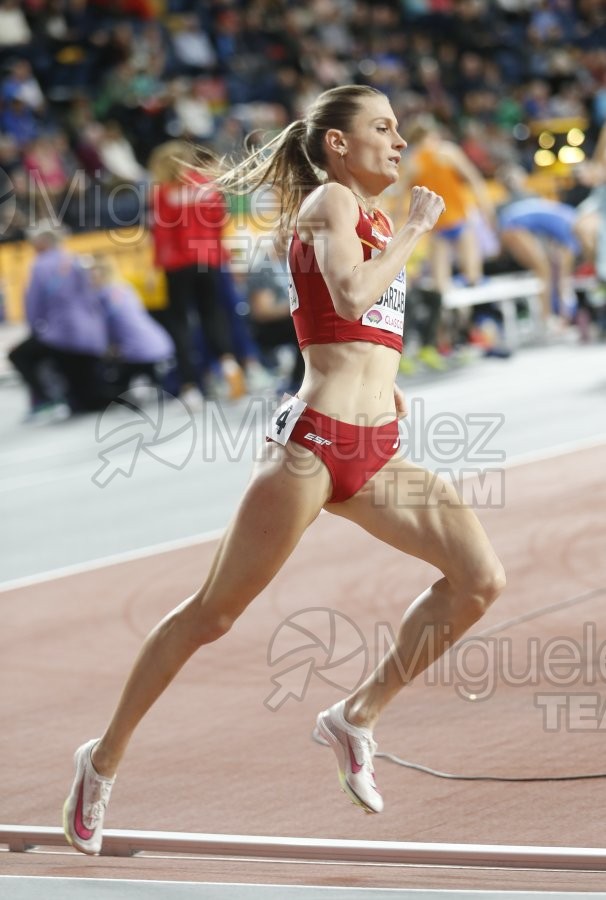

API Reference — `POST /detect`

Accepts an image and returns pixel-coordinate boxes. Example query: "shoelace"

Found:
[350,732,378,774]
[86,779,112,826]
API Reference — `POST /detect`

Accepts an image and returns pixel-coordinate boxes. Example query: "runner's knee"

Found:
[466,559,506,614]
[163,600,236,652]
[190,608,235,647]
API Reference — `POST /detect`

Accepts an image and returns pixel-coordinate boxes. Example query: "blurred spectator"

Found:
[23,133,70,216]
[400,284,447,374]
[131,20,168,75]
[529,1,567,44]
[66,119,146,230]
[574,122,606,270]
[73,120,105,178]
[94,59,138,120]
[212,8,242,69]
[447,0,501,55]
[398,114,498,356]
[550,81,586,119]
[212,114,247,158]
[268,66,300,121]
[97,120,148,186]
[304,40,353,89]
[572,164,606,342]
[36,0,98,95]
[8,222,108,417]
[0,90,39,147]
[148,139,246,408]
[245,234,304,394]
[521,79,552,119]
[496,164,581,326]
[169,13,216,73]
[0,1,31,49]
[575,0,606,51]
[454,52,487,105]
[594,71,606,128]
[400,115,495,295]
[166,77,214,141]
[1,58,45,114]
[90,254,175,396]
[414,56,455,124]
[65,92,96,135]
[0,165,29,242]
[0,131,21,176]
[215,267,276,395]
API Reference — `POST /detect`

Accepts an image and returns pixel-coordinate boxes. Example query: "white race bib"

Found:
[287,254,299,313]
[288,277,299,314]
[268,394,308,446]
[361,267,406,336]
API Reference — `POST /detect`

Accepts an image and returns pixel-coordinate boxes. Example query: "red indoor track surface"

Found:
[2,444,606,891]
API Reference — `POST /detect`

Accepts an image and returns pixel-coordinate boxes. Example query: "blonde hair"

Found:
[405,114,440,146]
[197,85,384,234]
[148,140,197,183]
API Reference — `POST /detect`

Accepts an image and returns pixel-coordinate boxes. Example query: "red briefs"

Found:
[267,396,400,504]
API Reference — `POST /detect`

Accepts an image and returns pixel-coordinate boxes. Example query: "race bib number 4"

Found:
[268,394,308,446]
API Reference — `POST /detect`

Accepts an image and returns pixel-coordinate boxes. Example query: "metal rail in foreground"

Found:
[1,826,606,871]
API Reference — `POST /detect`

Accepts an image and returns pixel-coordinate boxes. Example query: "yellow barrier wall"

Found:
[1,228,166,322]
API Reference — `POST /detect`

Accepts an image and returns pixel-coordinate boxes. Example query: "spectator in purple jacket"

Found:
[8,221,109,417]
[90,254,174,396]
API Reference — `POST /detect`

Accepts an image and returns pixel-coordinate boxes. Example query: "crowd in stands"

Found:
[2,0,606,415]
[0,0,603,212]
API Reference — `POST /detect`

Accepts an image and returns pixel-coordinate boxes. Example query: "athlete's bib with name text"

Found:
[361,262,406,337]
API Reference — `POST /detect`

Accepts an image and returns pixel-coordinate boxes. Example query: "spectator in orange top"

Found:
[399,115,495,296]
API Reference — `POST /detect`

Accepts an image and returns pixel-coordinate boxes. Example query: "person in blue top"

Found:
[496,165,581,328]
[90,255,174,396]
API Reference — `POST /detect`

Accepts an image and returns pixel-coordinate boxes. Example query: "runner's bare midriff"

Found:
[299,341,400,424]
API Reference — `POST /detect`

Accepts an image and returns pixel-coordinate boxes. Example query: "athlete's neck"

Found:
[348,188,381,219]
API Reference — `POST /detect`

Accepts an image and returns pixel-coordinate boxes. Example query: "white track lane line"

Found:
[0,529,224,594]
[2,434,604,595]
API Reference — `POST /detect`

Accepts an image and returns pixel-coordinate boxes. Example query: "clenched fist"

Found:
[406,185,446,233]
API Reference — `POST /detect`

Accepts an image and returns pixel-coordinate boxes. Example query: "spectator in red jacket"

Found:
[148,139,246,408]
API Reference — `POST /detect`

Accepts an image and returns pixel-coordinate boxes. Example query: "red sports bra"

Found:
[288,205,406,352]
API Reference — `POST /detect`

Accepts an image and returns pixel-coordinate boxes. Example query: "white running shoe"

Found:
[316,700,383,813]
[63,739,115,855]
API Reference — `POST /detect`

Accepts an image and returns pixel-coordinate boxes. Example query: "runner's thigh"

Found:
[198,441,332,620]
[327,454,500,592]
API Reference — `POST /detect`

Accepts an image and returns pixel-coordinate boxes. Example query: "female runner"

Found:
[63,85,505,854]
